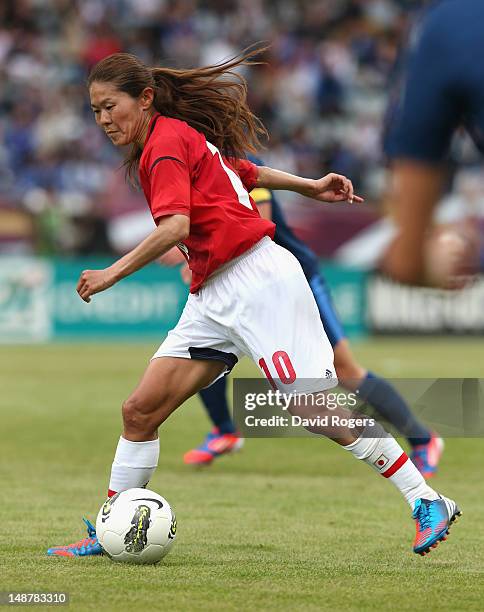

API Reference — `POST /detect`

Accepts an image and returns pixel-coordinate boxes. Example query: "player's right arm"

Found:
[77,214,189,303]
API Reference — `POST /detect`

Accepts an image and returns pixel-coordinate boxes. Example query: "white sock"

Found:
[343,426,438,510]
[108,436,159,496]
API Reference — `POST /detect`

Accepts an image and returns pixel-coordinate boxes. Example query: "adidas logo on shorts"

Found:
[325,369,332,379]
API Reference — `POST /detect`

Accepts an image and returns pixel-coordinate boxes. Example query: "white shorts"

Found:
[153,237,337,393]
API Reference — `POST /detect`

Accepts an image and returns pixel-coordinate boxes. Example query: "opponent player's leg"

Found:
[47,356,226,557]
[241,245,460,555]
[184,377,243,466]
[308,272,442,477]
[199,378,235,434]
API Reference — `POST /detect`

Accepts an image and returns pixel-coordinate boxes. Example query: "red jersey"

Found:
[139,114,275,293]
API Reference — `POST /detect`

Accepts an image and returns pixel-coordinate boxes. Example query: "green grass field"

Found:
[1,338,483,611]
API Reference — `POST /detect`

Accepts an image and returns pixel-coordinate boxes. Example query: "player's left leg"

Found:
[184,377,243,465]
[308,272,442,477]
[333,339,443,478]
[338,424,460,555]
[239,244,460,555]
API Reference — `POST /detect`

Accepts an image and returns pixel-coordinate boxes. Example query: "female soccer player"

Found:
[47,50,460,558]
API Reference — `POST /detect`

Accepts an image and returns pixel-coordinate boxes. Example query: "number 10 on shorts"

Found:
[259,351,296,389]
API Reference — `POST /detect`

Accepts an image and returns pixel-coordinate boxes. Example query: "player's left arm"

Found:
[76,214,189,303]
[255,167,364,204]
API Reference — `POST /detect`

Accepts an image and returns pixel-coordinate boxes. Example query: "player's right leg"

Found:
[107,355,229,491]
[47,291,236,558]
[47,356,226,557]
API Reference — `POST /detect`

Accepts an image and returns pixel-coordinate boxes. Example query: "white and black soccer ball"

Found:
[96,488,177,564]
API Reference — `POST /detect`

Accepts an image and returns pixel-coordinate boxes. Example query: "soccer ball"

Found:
[96,488,177,564]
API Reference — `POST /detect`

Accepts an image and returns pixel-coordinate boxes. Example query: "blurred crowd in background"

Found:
[1,0,483,263]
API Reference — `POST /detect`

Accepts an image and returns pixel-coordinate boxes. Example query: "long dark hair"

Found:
[87,46,268,182]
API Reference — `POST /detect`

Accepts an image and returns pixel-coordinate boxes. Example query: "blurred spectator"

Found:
[1,0,478,261]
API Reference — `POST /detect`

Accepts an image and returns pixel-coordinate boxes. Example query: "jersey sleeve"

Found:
[384,8,463,163]
[146,136,191,221]
[230,158,259,192]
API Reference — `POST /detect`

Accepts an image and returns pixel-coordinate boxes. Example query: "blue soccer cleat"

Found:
[183,428,244,465]
[413,496,462,556]
[47,518,103,557]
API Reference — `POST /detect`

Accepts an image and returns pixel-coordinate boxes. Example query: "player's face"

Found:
[89,81,152,147]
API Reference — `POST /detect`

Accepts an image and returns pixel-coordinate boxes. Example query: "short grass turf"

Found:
[1,337,483,611]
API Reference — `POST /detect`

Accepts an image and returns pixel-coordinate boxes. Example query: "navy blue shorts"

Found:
[384,0,484,162]
[308,273,346,348]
